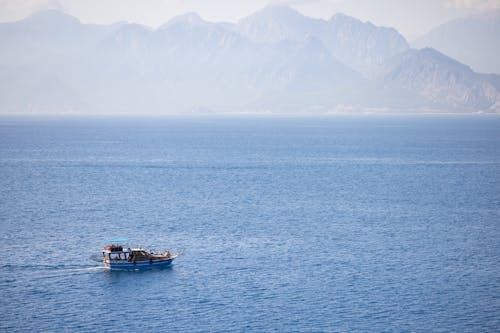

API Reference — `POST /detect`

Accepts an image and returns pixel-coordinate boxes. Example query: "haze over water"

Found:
[1,115,499,332]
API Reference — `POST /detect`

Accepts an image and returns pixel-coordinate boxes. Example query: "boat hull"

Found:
[104,258,175,269]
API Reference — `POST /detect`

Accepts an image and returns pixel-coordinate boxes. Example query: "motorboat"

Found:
[102,238,177,269]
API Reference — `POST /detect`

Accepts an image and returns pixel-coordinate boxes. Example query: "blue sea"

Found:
[1,115,499,332]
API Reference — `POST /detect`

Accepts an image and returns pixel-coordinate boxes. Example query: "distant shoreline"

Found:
[0,111,499,118]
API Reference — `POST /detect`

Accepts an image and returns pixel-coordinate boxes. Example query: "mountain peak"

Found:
[379,47,499,110]
[24,9,81,26]
[177,12,205,24]
[418,47,472,71]
[413,10,500,74]
[238,4,319,43]
[160,12,207,29]
[240,4,311,24]
[330,12,359,23]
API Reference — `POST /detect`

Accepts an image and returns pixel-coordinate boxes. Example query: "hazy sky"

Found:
[1,0,499,40]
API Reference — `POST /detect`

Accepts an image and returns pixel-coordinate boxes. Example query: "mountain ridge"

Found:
[0,7,498,114]
[413,10,500,74]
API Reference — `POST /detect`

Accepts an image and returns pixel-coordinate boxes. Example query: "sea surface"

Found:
[0,115,499,332]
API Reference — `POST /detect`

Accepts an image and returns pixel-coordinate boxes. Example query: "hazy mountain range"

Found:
[0,5,499,114]
[413,10,500,75]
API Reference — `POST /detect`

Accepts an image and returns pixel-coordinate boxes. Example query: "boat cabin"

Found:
[103,243,129,260]
[103,240,172,262]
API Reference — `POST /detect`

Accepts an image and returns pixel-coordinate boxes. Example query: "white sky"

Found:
[1,0,499,40]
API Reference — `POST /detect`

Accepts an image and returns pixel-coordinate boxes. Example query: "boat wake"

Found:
[0,262,107,281]
[52,266,107,273]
